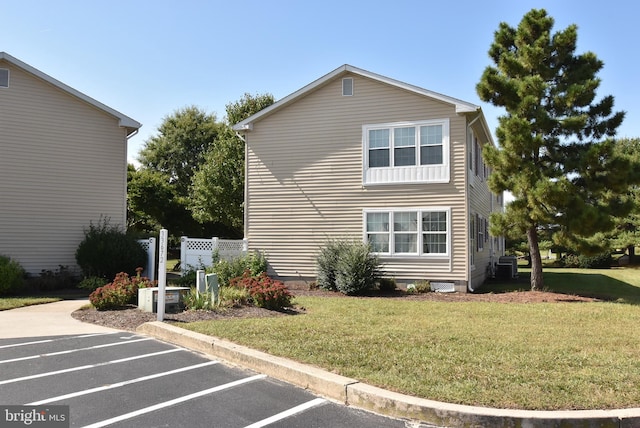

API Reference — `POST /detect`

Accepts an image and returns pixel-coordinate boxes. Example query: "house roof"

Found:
[233,64,484,132]
[0,52,141,136]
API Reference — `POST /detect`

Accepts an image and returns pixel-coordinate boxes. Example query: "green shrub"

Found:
[561,254,581,268]
[377,277,397,293]
[578,253,612,269]
[334,241,380,295]
[211,250,267,287]
[75,217,147,279]
[415,280,432,293]
[170,269,197,287]
[0,255,25,296]
[27,265,77,291]
[78,276,110,291]
[183,287,215,310]
[246,250,268,276]
[316,240,381,295]
[561,253,612,269]
[316,239,345,291]
[229,271,293,310]
[89,271,154,310]
[219,284,251,307]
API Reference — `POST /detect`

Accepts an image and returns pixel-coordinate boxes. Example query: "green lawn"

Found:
[182,266,640,410]
[0,297,61,311]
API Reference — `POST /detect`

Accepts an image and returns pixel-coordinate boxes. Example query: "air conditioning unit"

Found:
[497,256,518,279]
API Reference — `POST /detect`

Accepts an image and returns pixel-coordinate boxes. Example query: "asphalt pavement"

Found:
[0,331,410,427]
[1,299,639,427]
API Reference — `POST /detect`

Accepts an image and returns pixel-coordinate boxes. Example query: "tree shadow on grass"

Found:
[480,269,640,304]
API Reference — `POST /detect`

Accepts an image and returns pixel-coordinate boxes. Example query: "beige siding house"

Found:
[0,52,140,275]
[233,65,502,292]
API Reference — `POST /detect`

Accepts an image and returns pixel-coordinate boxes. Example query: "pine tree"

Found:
[476,9,631,290]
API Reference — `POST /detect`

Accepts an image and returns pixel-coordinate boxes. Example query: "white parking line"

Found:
[243,397,328,428]
[0,333,116,349]
[0,337,152,364]
[28,360,220,405]
[0,348,182,385]
[80,374,268,428]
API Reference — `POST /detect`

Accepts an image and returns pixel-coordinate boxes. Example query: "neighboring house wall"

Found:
[243,70,496,288]
[0,55,138,275]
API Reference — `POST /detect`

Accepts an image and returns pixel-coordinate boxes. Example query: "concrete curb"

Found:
[137,321,640,428]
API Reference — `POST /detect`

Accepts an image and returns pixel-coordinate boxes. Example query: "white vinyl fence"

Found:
[180,236,248,273]
[136,237,157,281]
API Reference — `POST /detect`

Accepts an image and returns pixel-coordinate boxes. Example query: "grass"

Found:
[486,266,640,303]
[182,266,640,411]
[0,296,61,310]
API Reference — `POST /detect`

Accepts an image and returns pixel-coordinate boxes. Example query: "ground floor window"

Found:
[364,208,450,256]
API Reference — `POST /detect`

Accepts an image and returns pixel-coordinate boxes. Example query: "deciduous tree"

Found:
[190,93,274,235]
[133,106,222,237]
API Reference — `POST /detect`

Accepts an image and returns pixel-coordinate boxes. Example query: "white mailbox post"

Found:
[157,229,168,322]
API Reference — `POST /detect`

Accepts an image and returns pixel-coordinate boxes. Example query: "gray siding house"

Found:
[233,65,503,291]
[0,52,140,275]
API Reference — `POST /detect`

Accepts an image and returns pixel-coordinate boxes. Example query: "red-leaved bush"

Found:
[229,270,293,310]
[89,269,155,311]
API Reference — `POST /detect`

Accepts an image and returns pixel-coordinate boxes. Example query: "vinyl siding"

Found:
[245,73,471,284]
[0,61,128,274]
[467,120,502,290]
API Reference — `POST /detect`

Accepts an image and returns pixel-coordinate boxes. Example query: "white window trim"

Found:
[363,207,451,258]
[362,119,450,186]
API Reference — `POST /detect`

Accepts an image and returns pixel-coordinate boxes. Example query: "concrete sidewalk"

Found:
[0,299,117,338]
[2,300,639,427]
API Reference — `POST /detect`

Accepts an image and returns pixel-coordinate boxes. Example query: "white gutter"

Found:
[236,132,249,239]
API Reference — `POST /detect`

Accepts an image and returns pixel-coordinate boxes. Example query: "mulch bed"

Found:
[72,282,599,332]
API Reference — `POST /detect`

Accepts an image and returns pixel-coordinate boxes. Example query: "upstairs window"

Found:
[363,119,449,185]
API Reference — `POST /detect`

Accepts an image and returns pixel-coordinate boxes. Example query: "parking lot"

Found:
[0,332,411,427]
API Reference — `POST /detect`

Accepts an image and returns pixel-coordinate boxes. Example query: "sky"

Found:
[2,1,639,165]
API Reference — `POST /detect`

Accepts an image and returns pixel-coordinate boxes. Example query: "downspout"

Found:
[124,127,139,232]
[235,131,249,241]
[466,112,482,292]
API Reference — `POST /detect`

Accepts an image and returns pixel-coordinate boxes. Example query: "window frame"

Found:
[342,77,353,96]
[363,207,451,258]
[0,68,9,88]
[477,214,484,252]
[469,215,476,269]
[363,119,450,185]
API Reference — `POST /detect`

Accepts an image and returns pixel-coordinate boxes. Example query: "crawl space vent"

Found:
[431,282,456,293]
